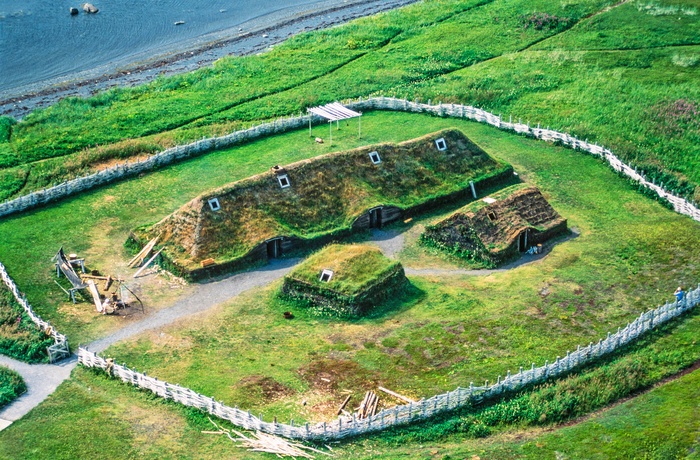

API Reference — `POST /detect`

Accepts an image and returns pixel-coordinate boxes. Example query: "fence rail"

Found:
[0,262,70,362]
[79,283,700,441]
[1,97,699,223]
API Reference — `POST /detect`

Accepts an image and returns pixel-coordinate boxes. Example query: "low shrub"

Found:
[0,365,26,409]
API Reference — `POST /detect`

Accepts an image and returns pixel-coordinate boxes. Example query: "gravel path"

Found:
[0,258,299,430]
[0,228,577,430]
[369,228,405,258]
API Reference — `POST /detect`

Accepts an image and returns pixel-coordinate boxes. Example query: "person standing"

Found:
[674,286,685,303]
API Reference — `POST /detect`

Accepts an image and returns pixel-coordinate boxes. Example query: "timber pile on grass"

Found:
[129,129,513,278]
[422,184,567,267]
[280,244,408,317]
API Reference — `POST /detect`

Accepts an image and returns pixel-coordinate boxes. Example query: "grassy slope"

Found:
[0,294,697,459]
[0,283,52,363]
[4,1,698,199]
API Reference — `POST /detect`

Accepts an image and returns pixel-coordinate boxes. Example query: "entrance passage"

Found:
[369,207,383,229]
[518,230,528,252]
[267,238,283,258]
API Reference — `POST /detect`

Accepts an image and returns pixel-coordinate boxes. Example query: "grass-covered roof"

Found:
[144,128,511,269]
[285,244,401,296]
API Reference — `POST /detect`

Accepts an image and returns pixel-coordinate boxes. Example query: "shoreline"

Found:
[0,0,417,121]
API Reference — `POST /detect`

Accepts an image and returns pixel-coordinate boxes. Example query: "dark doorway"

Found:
[267,238,283,258]
[369,207,383,229]
[518,230,528,252]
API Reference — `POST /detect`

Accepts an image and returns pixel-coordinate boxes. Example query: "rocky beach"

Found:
[0,0,416,120]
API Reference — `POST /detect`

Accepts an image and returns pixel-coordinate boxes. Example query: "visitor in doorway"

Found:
[674,286,685,302]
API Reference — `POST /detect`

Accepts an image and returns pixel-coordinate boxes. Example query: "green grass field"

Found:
[1,0,698,202]
[1,111,697,345]
[0,0,698,456]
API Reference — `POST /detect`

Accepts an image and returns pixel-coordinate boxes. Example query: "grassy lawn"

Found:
[0,300,696,459]
[0,365,26,409]
[4,0,698,202]
[12,110,691,425]
[0,110,697,348]
[0,0,696,456]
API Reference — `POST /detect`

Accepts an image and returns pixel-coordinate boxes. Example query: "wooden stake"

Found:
[103,275,112,291]
[378,386,416,403]
[337,394,352,415]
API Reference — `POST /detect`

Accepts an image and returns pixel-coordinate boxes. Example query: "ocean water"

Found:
[0,0,334,93]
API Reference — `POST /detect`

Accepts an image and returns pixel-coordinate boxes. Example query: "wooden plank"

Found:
[103,276,112,291]
[80,274,109,280]
[128,237,158,268]
[133,248,163,278]
[87,280,103,313]
[377,386,416,404]
[200,258,216,268]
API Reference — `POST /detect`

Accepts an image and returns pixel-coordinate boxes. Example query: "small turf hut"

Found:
[422,185,567,266]
[281,244,408,317]
[130,129,514,279]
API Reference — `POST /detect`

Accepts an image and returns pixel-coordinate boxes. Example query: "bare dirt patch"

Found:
[236,375,295,401]
[298,358,379,394]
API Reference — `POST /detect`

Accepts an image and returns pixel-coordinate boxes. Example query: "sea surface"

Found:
[0,0,345,94]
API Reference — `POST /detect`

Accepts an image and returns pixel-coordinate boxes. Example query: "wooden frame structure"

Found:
[307,102,362,145]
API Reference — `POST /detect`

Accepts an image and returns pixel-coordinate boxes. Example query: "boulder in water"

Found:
[69,7,79,15]
[82,3,99,14]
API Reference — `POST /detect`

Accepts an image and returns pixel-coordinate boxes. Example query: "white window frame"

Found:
[319,269,334,282]
[277,174,291,188]
[435,138,447,151]
[369,151,381,164]
[208,198,221,212]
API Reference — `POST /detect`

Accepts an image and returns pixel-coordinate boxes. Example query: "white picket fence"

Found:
[79,283,700,441]
[0,262,70,362]
[1,97,699,222]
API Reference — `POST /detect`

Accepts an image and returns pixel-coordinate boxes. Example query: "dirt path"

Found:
[0,258,299,430]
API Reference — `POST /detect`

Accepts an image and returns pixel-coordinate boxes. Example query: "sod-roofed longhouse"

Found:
[133,129,513,278]
[281,244,408,317]
[422,185,568,267]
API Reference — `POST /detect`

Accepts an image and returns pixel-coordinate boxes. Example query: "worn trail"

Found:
[0,227,577,429]
[0,258,299,429]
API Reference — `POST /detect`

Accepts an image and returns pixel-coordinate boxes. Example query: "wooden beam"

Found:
[377,386,416,404]
[133,248,163,278]
[87,280,103,313]
[128,237,158,268]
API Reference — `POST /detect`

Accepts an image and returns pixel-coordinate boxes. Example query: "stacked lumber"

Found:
[357,391,379,419]
[203,418,332,459]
